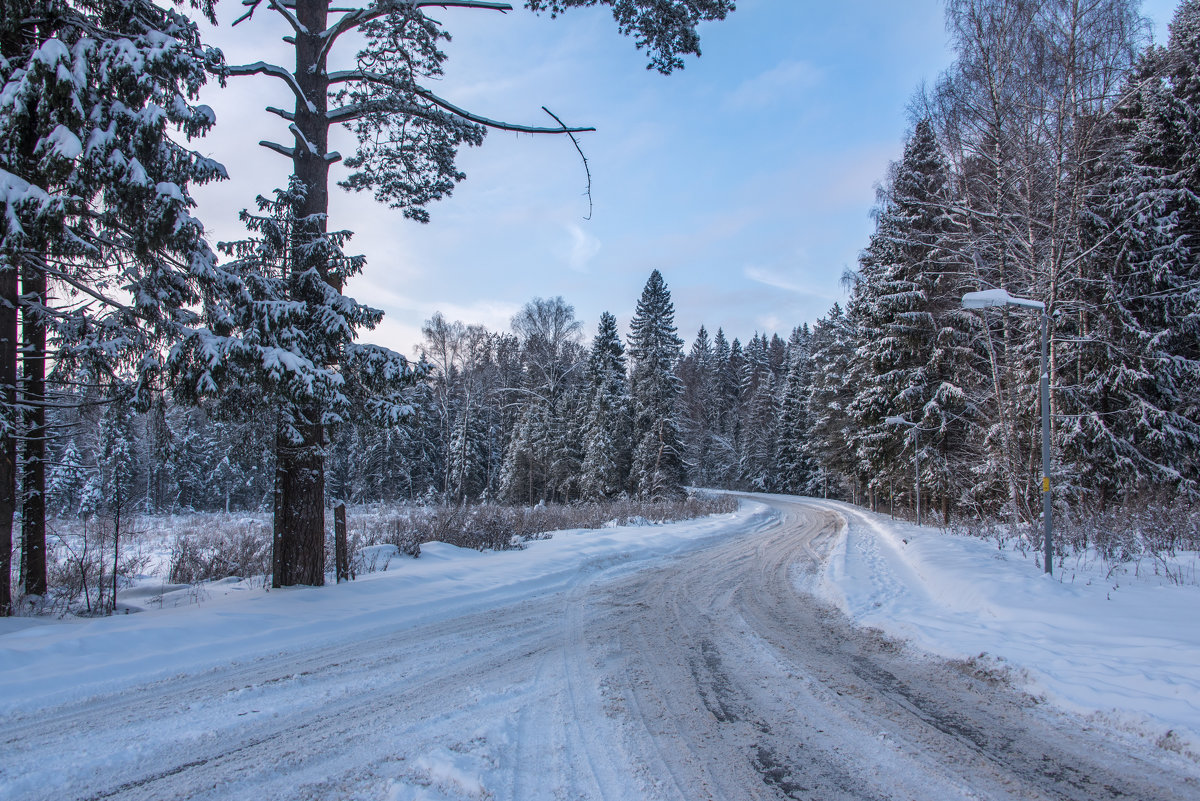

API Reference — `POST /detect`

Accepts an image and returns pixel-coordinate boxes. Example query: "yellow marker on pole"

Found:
[1042,476,1050,493]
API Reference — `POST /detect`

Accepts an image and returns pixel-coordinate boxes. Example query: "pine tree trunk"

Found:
[0,260,16,616]
[274,418,326,586]
[20,264,46,596]
[271,0,332,587]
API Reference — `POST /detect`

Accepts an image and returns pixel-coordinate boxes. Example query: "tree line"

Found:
[26,269,841,519]
[3,0,1198,613]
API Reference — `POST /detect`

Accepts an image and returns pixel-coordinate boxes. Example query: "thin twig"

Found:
[542,106,592,221]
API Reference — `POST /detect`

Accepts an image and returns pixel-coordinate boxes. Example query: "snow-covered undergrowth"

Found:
[805,496,1200,755]
[949,501,1200,587]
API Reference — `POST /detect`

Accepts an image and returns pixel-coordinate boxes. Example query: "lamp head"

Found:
[962,289,1045,311]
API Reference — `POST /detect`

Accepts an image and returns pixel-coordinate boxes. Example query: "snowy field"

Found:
[2,494,1199,799]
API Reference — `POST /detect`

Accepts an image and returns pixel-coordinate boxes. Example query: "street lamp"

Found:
[884,416,921,526]
[962,289,1053,575]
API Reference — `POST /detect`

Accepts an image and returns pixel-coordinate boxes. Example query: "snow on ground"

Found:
[801,495,1200,753]
[3,492,1200,785]
[0,501,776,718]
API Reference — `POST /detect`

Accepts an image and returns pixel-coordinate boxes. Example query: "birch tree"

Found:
[927,0,1147,518]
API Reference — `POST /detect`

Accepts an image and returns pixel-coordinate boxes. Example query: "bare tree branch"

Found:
[259,139,297,158]
[542,106,592,220]
[321,0,512,63]
[327,85,594,135]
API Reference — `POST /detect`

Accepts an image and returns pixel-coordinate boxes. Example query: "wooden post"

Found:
[334,502,349,583]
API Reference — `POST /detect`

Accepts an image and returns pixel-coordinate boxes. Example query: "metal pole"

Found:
[1041,312,1052,575]
[914,427,921,527]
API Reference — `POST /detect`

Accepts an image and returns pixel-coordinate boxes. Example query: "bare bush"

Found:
[948,496,1200,585]
[43,524,103,616]
[168,523,271,585]
[34,518,155,616]
[347,493,739,553]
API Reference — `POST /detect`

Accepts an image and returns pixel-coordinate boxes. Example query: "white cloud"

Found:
[743,265,809,293]
[758,314,783,333]
[566,222,602,273]
[724,60,823,111]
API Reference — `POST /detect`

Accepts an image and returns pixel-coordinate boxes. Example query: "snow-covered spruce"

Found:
[0,0,224,615]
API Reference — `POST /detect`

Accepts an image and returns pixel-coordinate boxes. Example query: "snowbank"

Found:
[806,497,1200,750]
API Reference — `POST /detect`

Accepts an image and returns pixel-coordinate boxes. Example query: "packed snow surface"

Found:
[2,494,1199,800]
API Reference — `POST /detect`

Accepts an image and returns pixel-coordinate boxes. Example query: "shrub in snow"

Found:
[949,496,1200,584]
[168,525,270,586]
[37,518,153,616]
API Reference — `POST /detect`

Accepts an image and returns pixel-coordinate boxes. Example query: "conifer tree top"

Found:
[629,269,682,364]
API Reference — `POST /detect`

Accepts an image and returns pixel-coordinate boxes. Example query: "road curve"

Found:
[3,494,1198,800]
[573,493,1200,800]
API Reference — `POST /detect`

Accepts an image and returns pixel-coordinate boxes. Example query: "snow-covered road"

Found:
[3,495,1199,800]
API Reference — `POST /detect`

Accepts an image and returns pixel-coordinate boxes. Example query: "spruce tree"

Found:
[1061,2,1200,502]
[775,325,818,495]
[708,328,739,486]
[447,399,488,502]
[740,370,779,491]
[1,0,222,611]
[170,183,422,584]
[678,326,717,487]
[846,118,977,516]
[579,312,630,500]
[806,305,860,501]
[628,270,685,499]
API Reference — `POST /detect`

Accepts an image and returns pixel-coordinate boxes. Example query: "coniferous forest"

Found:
[2,0,1200,612]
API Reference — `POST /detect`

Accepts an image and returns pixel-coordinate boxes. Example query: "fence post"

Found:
[335,502,349,583]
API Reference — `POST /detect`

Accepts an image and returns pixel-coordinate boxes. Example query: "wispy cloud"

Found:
[723,60,823,111]
[743,265,810,293]
[566,222,601,273]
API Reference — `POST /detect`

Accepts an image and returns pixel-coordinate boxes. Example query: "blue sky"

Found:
[191,0,1182,356]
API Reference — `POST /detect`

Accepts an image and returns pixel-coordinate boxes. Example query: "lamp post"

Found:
[884,416,921,526]
[962,289,1053,575]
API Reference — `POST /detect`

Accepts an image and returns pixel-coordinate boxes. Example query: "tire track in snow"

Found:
[579,494,1200,800]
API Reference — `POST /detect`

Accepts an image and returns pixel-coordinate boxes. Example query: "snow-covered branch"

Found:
[264,0,308,34]
[220,62,316,114]
[326,78,593,134]
[259,140,297,159]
